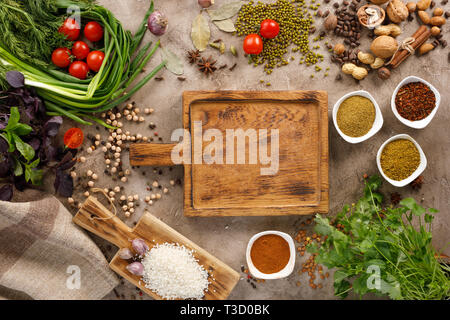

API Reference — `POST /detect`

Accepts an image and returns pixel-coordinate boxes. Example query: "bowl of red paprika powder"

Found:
[391,76,441,129]
[246,231,295,280]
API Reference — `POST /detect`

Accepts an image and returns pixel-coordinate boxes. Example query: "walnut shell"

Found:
[386,0,409,23]
[370,35,398,58]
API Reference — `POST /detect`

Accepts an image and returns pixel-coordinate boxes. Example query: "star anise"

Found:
[410,175,424,190]
[390,192,402,206]
[197,56,217,75]
[187,50,201,64]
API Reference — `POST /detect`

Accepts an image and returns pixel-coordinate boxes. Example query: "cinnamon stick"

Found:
[390,26,431,68]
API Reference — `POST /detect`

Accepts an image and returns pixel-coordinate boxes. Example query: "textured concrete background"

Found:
[34,0,450,300]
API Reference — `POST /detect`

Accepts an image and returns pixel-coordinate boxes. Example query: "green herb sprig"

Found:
[308,175,450,300]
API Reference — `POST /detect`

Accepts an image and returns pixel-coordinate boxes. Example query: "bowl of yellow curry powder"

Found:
[333,90,383,143]
[377,134,427,187]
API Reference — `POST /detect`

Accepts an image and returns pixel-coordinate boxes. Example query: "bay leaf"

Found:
[191,13,210,52]
[161,47,184,75]
[213,19,236,33]
[208,1,243,21]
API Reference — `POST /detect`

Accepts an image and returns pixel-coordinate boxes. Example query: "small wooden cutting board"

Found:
[73,196,240,300]
[130,91,329,216]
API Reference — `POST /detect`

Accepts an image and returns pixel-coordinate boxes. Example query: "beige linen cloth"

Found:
[0,192,119,300]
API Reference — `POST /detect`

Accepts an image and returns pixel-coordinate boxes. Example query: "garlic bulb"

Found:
[126,262,144,276]
[118,248,133,260]
[198,0,214,8]
[132,238,149,255]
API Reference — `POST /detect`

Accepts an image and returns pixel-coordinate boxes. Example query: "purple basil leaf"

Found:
[58,159,76,171]
[28,138,41,151]
[58,151,74,167]
[0,136,8,153]
[43,143,57,163]
[54,169,73,197]
[0,155,10,178]
[13,175,27,191]
[44,116,63,137]
[6,71,25,89]
[0,184,13,201]
[0,114,8,130]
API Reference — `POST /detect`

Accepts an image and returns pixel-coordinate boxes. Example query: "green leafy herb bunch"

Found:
[308,175,450,300]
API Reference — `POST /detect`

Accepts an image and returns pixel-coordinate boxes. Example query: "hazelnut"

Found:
[406,2,417,13]
[378,67,391,80]
[324,14,337,31]
[431,26,441,36]
[433,7,444,16]
[333,43,345,55]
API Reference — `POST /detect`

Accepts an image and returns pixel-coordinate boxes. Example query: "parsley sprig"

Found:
[308,175,450,300]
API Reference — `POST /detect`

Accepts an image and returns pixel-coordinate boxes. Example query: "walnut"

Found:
[387,0,409,23]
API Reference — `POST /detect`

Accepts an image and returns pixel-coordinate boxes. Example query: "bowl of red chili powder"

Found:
[246,231,295,280]
[391,76,440,129]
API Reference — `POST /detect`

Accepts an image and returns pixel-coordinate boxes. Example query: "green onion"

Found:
[0,0,164,126]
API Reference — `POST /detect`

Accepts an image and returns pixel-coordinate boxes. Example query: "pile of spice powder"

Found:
[336,95,375,137]
[380,139,421,181]
[235,0,323,74]
[250,234,290,274]
[395,82,436,121]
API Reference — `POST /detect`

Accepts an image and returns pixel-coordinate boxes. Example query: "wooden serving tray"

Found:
[130,91,329,216]
[73,197,240,300]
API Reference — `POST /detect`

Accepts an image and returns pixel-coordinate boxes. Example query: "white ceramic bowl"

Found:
[333,90,384,143]
[246,231,295,280]
[376,134,427,187]
[391,76,440,129]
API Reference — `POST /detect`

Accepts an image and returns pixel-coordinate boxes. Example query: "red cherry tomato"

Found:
[69,61,89,80]
[86,51,105,72]
[243,34,263,55]
[260,19,280,39]
[63,128,84,149]
[72,41,90,60]
[51,48,71,68]
[84,21,104,42]
[59,18,80,41]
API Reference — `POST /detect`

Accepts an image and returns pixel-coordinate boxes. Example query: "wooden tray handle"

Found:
[73,196,134,248]
[129,143,179,167]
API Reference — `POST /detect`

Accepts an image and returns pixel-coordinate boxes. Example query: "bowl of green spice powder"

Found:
[333,91,383,143]
[377,134,427,187]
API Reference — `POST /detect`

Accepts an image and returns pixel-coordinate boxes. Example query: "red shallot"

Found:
[148,10,168,36]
